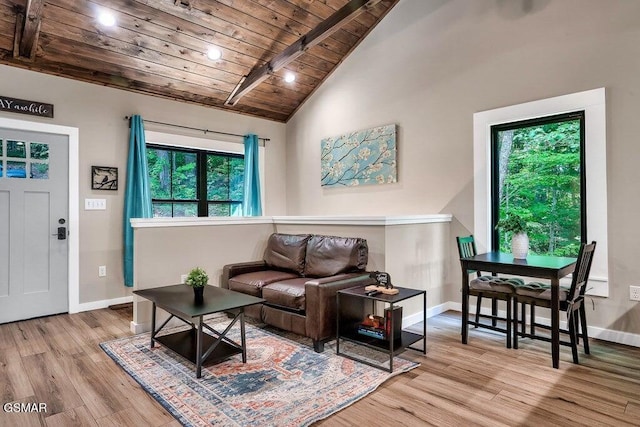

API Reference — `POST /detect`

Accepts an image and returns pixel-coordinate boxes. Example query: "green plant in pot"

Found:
[496,214,529,259]
[186,267,209,304]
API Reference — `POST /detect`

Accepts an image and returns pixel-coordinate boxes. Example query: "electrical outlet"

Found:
[630,286,640,301]
[181,274,188,284]
[98,265,107,277]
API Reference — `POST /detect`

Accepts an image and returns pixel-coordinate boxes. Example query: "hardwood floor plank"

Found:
[57,353,129,419]
[0,346,35,401]
[45,406,98,427]
[9,318,49,357]
[21,352,84,415]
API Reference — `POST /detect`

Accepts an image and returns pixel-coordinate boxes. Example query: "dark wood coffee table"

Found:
[133,284,265,378]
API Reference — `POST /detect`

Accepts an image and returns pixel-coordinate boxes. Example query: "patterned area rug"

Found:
[100,321,418,427]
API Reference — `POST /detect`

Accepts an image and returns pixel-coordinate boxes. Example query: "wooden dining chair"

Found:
[457,235,523,348]
[513,241,596,363]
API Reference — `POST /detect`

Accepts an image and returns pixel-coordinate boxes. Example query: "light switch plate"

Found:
[85,198,107,210]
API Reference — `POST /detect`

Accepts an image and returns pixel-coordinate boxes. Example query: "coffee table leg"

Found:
[240,309,247,363]
[150,303,156,348]
[196,315,203,378]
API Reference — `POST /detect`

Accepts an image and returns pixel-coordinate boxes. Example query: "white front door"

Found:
[0,127,69,323]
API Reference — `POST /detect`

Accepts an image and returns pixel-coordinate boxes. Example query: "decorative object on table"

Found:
[185,266,209,304]
[357,306,403,342]
[91,166,118,190]
[370,271,393,288]
[496,214,529,259]
[100,320,418,427]
[321,123,397,187]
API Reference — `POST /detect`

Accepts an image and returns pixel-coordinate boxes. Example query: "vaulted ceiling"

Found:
[0,0,399,122]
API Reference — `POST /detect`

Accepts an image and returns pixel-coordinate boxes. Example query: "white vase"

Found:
[511,233,529,259]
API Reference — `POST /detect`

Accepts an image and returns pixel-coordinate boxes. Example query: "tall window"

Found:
[491,111,585,257]
[146,144,244,217]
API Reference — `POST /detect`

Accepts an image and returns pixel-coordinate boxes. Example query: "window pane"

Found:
[172,151,197,200]
[173,202,198,217]
[0,139,3,156]
[208,203,230,216]
[7,161,26,178]
[207,155,229,201]
[147,148,171,199]
[30,163,49,179]
[496,118,582,256]
[7,140,26,158]
[153,203,173,218]
[30,143,49,160]
[229,157,245,201]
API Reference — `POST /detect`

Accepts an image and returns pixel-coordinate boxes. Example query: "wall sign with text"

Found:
[0,95,54,118]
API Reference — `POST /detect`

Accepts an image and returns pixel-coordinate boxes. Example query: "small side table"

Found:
[134,284,264,378]
[336,285,426,372]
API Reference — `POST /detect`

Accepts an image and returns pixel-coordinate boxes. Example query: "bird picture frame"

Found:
[91,166,118,190]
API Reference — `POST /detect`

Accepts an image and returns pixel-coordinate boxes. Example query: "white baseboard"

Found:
[447,302,640,348]
[72,295,133,314]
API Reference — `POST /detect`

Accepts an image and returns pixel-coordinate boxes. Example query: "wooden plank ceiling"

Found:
[0,0,399,122]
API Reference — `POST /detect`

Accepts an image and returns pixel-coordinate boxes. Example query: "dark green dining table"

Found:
[460,252,576,369]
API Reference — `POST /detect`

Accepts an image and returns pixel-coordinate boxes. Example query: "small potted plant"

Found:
[185,267,209,304]
[496,214,529,259]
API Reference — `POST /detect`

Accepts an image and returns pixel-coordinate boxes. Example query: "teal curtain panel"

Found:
[243,134,262,216]
[123,115,152,287]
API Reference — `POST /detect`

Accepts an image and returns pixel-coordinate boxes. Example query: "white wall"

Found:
[286,0,640,335]
[0,65,287,305]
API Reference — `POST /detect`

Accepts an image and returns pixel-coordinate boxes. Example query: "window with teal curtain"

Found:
[243,134,262,216]
[123,115,152,287]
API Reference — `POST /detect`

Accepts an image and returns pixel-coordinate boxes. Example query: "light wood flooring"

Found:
[1,307,639,426]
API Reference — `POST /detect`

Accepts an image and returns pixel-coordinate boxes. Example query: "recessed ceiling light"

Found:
[98,10,116,27]
[284,72,296,83]
[207,47,222,61]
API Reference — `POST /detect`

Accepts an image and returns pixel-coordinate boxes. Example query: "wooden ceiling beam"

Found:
[225,0,381,106]
[14,0,43,61]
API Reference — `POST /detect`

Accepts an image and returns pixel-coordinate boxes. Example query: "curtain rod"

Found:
[123,116,270,143]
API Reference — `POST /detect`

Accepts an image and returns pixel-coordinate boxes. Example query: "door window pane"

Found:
[30,163,49,179]
[30,143,49,160]
[7,161,26,178]
[7,141,26,158]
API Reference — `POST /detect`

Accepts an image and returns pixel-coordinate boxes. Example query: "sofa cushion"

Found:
[262,278,308,312]
[228,270,299,297]
[304,235,368,278]
[263,233,312,275]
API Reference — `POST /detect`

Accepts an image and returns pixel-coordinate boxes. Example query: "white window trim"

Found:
[144,130,265,215]
[473,88,608,297]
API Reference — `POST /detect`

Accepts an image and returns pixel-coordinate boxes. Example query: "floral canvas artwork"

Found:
[321,124,397,187]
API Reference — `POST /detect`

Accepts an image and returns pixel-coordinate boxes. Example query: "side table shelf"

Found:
[336,285,426,372]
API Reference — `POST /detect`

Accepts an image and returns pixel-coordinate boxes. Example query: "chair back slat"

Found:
[569,241,597,301]
[457,235,482,277]
[456,235,477,259]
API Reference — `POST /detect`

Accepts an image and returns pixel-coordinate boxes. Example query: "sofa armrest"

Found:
[221,261,267,289]
[304,273,374,342]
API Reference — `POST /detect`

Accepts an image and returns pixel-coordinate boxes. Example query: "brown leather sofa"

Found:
[221,233,372,352]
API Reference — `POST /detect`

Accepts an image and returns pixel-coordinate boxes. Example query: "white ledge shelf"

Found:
[131,214,452,228]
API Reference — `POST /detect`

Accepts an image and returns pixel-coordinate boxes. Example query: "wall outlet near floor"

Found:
[630,286,640,301]
[181,274,188,284]
[98,265,107,277]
